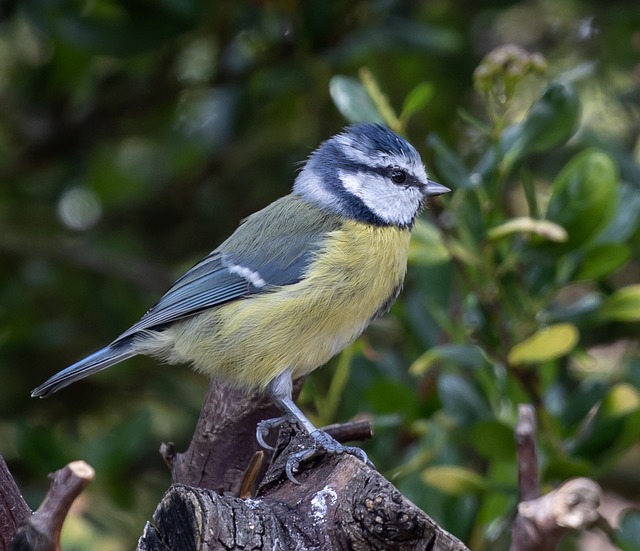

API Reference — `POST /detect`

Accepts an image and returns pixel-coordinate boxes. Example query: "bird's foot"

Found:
[257,416,374,484]
[285,429,374,484]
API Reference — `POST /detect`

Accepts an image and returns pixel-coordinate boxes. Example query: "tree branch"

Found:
[140,429,470,551]
[515,404,539,502]
[0,455,31,551]
[160,379,290,494]
[141,377,468,549]
[510,406,602,551]
[10,461,95,551]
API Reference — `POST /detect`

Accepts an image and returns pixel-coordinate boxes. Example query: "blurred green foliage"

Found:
[1,1,639,549]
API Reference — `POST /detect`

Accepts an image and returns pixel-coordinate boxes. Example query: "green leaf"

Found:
[508,323,579,365]
[438,374,491,424]
[366,379,418,416]
[487,217,567,242]
[599,285,640,322]
[468,421,516,462]
[616,509,640,551]
[410,344,489,376]
[329,75,383,124]
[408,219,451,267]
[545,149,619,250]
[503,82,580,169]
[574,243,630,281]
[421,465,487,495]
[541,293,603,325]
[426,134,473,189]
[597,182,640,244]
[400,82,434,122]
[601,383,640,417]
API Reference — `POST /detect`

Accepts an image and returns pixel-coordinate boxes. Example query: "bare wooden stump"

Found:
[142,378,468,550]
[139,429,469,551]
[159,381,284,494]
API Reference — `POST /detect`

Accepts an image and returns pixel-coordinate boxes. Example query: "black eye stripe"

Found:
[334,156,421,188]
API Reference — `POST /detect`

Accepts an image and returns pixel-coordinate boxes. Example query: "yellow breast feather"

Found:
[156,221,411,390]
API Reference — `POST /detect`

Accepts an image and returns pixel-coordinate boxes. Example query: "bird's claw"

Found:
[256,419,374,484]
[284,429,374,484]
[256,416,289,450]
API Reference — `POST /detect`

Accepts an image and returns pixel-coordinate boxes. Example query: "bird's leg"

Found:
[256,369,373,484]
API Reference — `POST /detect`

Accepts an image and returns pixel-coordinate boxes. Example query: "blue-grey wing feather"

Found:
[32,195,343,398]
[115,240,315,341]
[116,195,343,342]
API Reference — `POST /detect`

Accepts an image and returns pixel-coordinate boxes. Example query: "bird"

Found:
[32,122,450,481]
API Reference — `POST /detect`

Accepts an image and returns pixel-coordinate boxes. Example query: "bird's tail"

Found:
[31,343,135,398]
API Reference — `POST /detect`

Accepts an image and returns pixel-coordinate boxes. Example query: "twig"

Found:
[322,419,373,444]
[238,451,265,499]
[10,461,95,551]
[510,406,602,551]
[515,404,539,502]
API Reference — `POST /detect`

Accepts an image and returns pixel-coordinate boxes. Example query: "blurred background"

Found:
[1,1,639,549]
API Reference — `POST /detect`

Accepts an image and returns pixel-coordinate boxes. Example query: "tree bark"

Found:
[0,456,31,551]
[139,428,469,551]
[140,378,470,550]
[3,460,94,551]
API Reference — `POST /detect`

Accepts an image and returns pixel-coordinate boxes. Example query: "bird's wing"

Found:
[116,196,342,341]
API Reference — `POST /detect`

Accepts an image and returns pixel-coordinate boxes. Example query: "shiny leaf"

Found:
[508,323,579,365]
[408,219,451,266]
[545,149,619,249]
[438,374,491,424]
[410,344,489,376]
[602,384,640,417]
[503,82,580,169]
[487,217,567,242]
[329,75,383,124]
[421,465,487,495]
[427,134,473,189]
[599,285,640,322]
[400,82,434,122]
[574,243,630,281]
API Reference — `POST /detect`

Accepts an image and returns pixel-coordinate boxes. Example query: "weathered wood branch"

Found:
[9,460,94,551]
[140,378,470,550]
[515,404,539,502]
[0,456,31,551]
[2,390,612,550]
[140,428,469,551]
[509,405,602,551]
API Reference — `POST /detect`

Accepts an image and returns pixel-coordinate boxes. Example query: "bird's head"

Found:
[293,123,449,228]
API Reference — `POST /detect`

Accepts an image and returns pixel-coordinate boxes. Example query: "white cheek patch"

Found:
[293,168,338,211]
[339,170,422,226]
[222,257,267,288]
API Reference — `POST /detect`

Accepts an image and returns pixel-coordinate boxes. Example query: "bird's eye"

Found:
[390,168,407,184]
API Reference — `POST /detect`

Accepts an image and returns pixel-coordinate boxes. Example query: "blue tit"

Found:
[32,123,449,480]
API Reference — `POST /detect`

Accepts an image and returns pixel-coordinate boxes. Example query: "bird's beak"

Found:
[425,180,451,197]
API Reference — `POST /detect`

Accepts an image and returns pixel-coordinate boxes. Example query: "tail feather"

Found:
[32,344,135,397]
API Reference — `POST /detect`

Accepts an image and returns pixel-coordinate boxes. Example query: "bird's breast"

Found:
[165,220,411,389]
